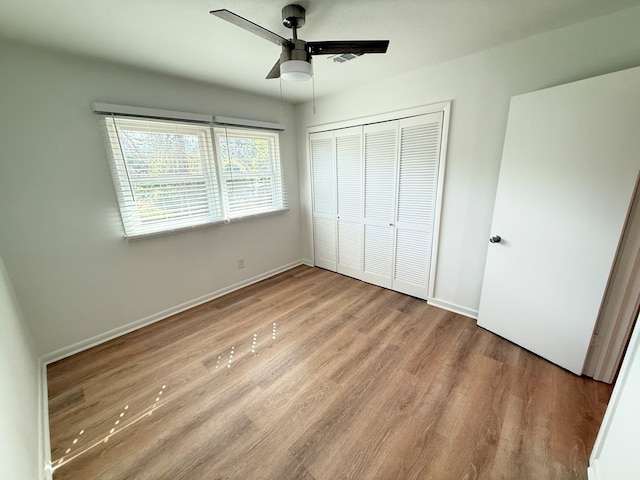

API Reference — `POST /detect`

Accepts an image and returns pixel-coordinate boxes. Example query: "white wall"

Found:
[0,40,301,357]
[296,6,640,315]
[589,315,640,479]
[0,255,40,479]
[2,8,640,357]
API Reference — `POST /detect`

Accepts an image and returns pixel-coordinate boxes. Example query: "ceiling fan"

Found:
[210,4,389,82]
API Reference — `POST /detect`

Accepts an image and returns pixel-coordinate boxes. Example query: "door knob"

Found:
[489,235,502,244]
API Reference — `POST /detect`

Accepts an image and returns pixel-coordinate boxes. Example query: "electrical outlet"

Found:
[237,258,245,269]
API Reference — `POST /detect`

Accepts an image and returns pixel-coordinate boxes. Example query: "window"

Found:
[215,127,285,218]
[101,115,287,238]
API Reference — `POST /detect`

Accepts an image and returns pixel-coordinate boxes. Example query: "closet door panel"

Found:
[361,121,398,287]
[336,127,364,278]
[393,113,443,298]
[310,131,337,271]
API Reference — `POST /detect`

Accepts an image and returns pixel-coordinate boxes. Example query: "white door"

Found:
[310,131,337,271]
[336,127,364,279]
[361,121,398,289]
[393,113,443,299]
[477,66,640,375]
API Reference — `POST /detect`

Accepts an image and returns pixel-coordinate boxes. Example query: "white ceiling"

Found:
[1,0,640,104]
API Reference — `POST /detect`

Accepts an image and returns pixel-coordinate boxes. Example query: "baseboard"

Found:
[427,297,478,319]
[39,260,307,365]
[587,461,599,480]
[300,258,314,267]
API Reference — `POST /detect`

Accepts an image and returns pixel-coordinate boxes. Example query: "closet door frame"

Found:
[306,102,451,300]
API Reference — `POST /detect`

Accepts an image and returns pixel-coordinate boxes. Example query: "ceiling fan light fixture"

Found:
[280,60,313,82]
[210,6,388,83]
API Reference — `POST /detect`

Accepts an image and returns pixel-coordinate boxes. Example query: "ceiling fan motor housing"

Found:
[281,38,311,63]
[282,4,306,29]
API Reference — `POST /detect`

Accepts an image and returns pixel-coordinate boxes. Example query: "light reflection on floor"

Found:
[52,385,167,472]
[208,320,279,373]
[50,318,283,474]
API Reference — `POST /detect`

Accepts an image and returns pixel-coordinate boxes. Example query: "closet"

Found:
[309,106,449,300]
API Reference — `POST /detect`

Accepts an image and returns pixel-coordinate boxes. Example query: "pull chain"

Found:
[279,76,284,115]
[312,72,316,115]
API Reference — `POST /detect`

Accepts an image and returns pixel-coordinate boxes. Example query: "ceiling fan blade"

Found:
[307,40,389,56]
[266,59,281,79]
[210,9,292,48]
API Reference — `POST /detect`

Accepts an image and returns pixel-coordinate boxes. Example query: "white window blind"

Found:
[100,115,287,239]
[214,127,286,219]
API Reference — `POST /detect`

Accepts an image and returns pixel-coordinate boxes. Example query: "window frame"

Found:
[99,113,288,239]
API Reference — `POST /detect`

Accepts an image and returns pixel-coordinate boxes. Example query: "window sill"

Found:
[124,208,289,241]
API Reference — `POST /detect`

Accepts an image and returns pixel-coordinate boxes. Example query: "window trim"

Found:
[92,103,285,131]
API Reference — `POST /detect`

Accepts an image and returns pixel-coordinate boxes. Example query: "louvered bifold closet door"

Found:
[392,113,443,299]
[361,121,399,288]
[336,127,364,279]
[310,131,337,271]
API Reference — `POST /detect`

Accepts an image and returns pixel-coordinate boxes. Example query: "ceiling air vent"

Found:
[328,53,363,63]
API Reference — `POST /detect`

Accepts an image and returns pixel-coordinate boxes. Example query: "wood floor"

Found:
[47,266,612,479]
